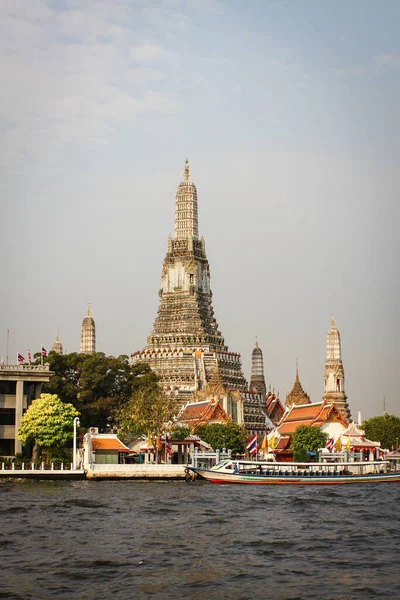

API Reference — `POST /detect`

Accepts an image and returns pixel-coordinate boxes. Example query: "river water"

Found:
[0,479,399,600]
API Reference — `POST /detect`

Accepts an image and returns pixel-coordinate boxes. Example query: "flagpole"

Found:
[6,329,9,365]
[41,344,43,366]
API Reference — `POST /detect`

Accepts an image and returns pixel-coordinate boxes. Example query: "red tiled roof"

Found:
[274,436,291,450]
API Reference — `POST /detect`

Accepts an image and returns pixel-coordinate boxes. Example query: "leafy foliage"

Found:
[170,425,190,441]
[290,425,328,461]
[117,386,180,444]
[196,422,247,455]
[17,394,79,450]
[42,352,158,430]
[362,414,400,450]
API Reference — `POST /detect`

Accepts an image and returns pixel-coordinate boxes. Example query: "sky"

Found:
[1,0,399,420]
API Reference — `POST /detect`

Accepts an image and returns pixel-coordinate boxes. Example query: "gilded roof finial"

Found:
[255,336,259,348]
[87,303,91,317]
[184,158,190,181]
[331,315,335,326]
[56,330,60,342]
[296,357,299,377]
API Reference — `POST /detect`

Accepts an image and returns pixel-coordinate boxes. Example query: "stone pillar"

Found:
[34,383,42,399]
[15,380,24,455]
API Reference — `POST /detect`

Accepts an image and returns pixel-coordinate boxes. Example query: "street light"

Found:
[73,417,80,470]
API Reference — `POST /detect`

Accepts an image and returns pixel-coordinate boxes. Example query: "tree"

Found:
[170,425,190,441]
[117,387,180,461]
[42,352,158,430]
[196,422,247,455]
[17,394,79,456]
[362,414,400,450]
[291,425,328,461]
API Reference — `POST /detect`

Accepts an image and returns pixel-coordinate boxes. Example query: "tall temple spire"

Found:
[80,304,96,354]
[132,161,248,404]
[323,318,350,422]
[174,158,199,241]
[249,338,266,396]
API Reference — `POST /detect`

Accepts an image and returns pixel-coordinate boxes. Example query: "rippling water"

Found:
[0,479,399,600]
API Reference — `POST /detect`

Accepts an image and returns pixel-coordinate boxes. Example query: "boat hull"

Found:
[189,468,400,485]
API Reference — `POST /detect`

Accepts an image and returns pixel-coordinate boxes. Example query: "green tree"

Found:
[170,425,190,441]
[17,393,79,456]
[42,352,158,430]
[362,414,400,450]
[291,425,328,461]
[196,422,247,455]
[117,387,180,461]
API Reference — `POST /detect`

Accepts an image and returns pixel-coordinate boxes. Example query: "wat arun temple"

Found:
[131,161,268,431]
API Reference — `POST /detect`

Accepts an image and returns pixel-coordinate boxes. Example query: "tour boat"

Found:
[187,459,400,485]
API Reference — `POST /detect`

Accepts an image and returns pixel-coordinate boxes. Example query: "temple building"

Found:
[131,161,266,431]
[80,304,96,355]
[323,317,351,421]
[51,332,63,355]
[285,360,310,409]
[249,339,266,396]
[266,388,285,425]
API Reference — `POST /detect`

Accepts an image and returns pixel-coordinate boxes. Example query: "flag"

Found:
[261,433,268,453]
[334,437,342,452]
[41,346,47,357]
[247,433,258,455]
[165,434,171,454]
[27,349,32,364]
[325,437,334,452]
[268,434,276,450]
[156,436,163,451]
[17,352,24,363]
[346,436,351,452]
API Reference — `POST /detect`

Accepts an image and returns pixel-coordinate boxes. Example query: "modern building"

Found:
[323,317,351,421]
[0,364,53,456]
[131,161,249,395]
[285,360,310,409]
[80,304,96,354]
[249,339,267,396]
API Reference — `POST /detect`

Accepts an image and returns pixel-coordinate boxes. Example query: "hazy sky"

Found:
[1,0,399,420]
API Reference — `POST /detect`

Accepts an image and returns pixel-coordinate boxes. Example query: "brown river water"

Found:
[0,479,399,600]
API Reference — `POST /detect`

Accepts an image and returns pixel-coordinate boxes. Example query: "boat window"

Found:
[213,460,231,470]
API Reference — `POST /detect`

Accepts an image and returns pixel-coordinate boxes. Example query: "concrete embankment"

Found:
[0,468,86,480]
[85,464,187,480]
[0,464,188,481]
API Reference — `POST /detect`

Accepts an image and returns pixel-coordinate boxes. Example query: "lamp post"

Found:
[73,417,80,470]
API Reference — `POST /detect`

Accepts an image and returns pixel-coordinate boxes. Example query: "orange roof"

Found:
[91,437,130,453]
[275,436,291,450]
[276,401,347,436]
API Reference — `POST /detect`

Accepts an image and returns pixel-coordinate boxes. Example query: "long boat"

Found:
[187,458,400,485]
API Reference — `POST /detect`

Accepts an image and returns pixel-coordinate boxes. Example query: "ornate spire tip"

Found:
[184,158,190,181]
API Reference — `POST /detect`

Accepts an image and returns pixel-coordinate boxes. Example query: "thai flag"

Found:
[28,349,32,364]
[41,346,47,357]
[325,437,334,452]
[17,352,24,363]
[247,433,258,455]
[165,434,171,454]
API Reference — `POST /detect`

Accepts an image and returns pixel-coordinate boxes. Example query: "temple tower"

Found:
[323,317,351,421]
[285,359,310,408]
[80,304,96,354]
[131,160,247,402]
[51,332,63,355]
[249,339,266,396]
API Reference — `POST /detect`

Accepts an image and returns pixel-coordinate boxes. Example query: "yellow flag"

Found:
[261,433,268,452]
[346,436,351,452]
[269,435,276,450]
[334,437,342,452]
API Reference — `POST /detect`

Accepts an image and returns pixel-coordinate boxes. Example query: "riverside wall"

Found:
[0,464,187,480]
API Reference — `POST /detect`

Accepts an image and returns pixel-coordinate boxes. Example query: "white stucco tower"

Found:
[80,304,96,354]
[323,317,350,422]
